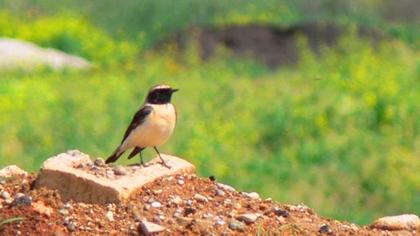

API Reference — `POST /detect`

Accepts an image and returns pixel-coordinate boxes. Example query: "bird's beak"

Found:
[172,88,179,93]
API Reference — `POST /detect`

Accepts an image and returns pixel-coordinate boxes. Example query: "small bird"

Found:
[105,84,178,168]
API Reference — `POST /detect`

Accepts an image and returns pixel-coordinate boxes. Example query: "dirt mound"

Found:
[1,174,416,235]
[157,24,382,68]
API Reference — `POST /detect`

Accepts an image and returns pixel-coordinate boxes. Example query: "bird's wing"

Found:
[121,105,153,144]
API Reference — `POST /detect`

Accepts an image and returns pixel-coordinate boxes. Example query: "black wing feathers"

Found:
[121,105,153,143]
[105,105,153,164]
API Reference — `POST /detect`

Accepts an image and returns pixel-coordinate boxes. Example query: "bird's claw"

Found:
[160,161,171,169]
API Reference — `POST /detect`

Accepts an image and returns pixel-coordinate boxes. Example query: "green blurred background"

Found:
[0,0,419,224]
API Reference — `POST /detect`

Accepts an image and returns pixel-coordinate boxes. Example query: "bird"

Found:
[105,84,178,168]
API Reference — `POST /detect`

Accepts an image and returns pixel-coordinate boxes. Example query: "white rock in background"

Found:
[371,214,420,231]
[0,38,91,71]
[0,165,28,178]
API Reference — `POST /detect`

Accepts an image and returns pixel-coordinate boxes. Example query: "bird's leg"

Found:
[139,151,149,167]
[153,147,171,169]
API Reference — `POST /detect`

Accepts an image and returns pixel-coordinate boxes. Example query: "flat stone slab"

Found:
[34,150,195,204]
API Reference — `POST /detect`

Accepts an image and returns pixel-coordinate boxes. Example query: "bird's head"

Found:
[146,84,178,104]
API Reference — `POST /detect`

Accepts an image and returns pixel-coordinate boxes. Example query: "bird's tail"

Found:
[105,147,124,164]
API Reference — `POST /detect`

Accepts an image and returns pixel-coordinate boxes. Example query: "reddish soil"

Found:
[0,174,416,235]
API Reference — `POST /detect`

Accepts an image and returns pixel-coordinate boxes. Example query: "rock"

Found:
[243,192,260,200]
[32,201,53,217]
[273,207,289,217]
[319,224,332,234]
[105,211,114,221]
[66,222,76,232]
[177,179,185,185]
[152,189,162,194]
[59,208,69,215]
[94,158,106,167]
[236,213,260,224]
[13,194,32,206]
[34,150,195,203]
[216,183,236,192]
[184,207,196,216]
[151,201,162,208]
[194,194,208,203]
[371,214,420,231]
[138,220,165,235]
[170,195,183,205]
[233,202,242,209]
[113,166,127,176]
[1,190,10,200]
[215,217,225,226]
[228,220,246,232]
[0,38,91,71]
[0,165,28,178]
[215,189,225,197]
[185,199,193,206]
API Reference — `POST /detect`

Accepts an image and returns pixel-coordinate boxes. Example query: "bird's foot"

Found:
[159,160,171,169]
[140,162,151,168]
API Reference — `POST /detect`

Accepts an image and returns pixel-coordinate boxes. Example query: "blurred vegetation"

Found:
[0,0,419,224]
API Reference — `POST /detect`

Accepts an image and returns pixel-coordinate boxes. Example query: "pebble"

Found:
[113,166,127,175]
[90,165,99,171]
[216,183,236,192]
[1,190,10,200]
[153,189,163,195]
[170,195,183,205]
[185,199,193,206]
[107,203,115,211]
[223,199,232,206]
[215,219,225,226]
[243,192,260,200]
[274,207,289,217]
[139,220,166,235]
[177,180,185,185]
[215,189,226,197]
[228,220,246,231]
[233,202,242,209]
[319,224,332,234]
[184,207,196,216]
[59,208,70,215]
[194,194,208,203]
[94,158,106,167]
[105,211,114,221]
[143,204,151,211]
[151,201,162,208]
[173,208,183,218]
[236,213,260,224]
[66,222,76,232]
[13,194,32,206]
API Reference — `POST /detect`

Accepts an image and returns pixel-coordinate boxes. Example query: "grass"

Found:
[0,217,24,230]
[0,0,419,225]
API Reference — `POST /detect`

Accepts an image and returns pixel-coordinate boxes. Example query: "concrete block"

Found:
[35,150,195,204]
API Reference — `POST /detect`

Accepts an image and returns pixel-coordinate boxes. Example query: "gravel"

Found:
[113,166,127,176]
[194,193,208,203]
[151,201,162,208]
[228,219,246,231]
